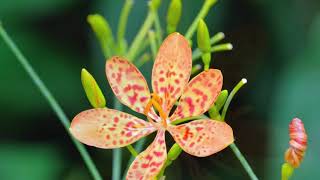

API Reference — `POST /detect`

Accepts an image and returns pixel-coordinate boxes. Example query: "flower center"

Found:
[144,93,168,128]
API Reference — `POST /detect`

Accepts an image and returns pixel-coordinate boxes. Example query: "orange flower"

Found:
[69,33,234,179]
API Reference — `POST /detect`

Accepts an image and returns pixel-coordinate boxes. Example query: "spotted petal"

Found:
[152,33,192,113]
[127,130,167,180]
[70,108,156,148]
[106,56,151,114]
[167,119,233,157]
[170,69,222,121]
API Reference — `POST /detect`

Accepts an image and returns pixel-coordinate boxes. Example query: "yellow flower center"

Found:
[144,93,168,128]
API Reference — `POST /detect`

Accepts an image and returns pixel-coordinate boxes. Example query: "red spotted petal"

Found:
[127,130,167,180]
[167,119,234,157]
[106,56,151,113]
[170,69,222,121]
[152,33,192,114]
[70,108,156,148]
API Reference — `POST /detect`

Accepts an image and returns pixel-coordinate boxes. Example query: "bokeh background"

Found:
[1,0,320,179]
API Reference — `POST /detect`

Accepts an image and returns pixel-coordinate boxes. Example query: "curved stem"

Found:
[192,43,233,61]
[117,0,133,43]
[0,23,102,180]
[229,143,258,180]
[185,0,217,40]
[127,11,154,61]
[221,78,247,120]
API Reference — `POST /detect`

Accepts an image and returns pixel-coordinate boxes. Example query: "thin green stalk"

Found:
[229,143,258,180]
[148,30,157,59]
[0,23,102,180]
[152,10,163,47]
[135,53,151,68]
[127,12,154,61]
[126,145,138,157]
[112,99,123,180]
[210,32,225,44]
[117,0,133,43]
[221,78,247,120]
[185,0,217,40]
[192,43,233,61]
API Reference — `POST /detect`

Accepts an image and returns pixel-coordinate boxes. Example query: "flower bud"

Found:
[197,19,211,69]
[87,14,114,57]
[81,68,106,108]
[197,19,211,53]
[215,90,229,111]
[166,0,182,34]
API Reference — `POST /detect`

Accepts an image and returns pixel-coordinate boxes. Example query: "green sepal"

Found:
[81,68,106,108]
[281,163,294,180]
[87,14,114,58]
[166,0,182,34]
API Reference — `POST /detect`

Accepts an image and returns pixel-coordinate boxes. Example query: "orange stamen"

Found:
[151,99,167,127]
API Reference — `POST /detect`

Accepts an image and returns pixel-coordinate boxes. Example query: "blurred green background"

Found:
[1,0,320,179]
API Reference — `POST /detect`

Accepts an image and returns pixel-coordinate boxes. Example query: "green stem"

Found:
[117,0,133,43]
[126,145,138,157]
[0,23,102,180]
[210,32,225,44]
[112,100,123,180]
[192,43,233,61]
[148,30,157,59]
[221,78,247,120]
[152,10,163,47]
[185,0,217,40]
[229,143,258,180]
[126,11,154,61]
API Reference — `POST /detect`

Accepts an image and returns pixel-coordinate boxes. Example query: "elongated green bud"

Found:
[208,90,228,121]
[166,0,182,34]
[167,143,182,161]
[81,68,106,108]
[197,19,211,52]
[197,19,211,70]
[87,14,114,58]
[281,163,294,180]
[208,105,222,121]
[215,90,229,111]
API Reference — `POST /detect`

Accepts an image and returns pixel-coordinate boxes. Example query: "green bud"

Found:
[197,19,211,53]
[87,14,114,58]
[81,68,106,108]
[208,105,222,121]
[215,90,229,111]
[167,143,182,161]
[166,0,182,34]
[281,163,294,180]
